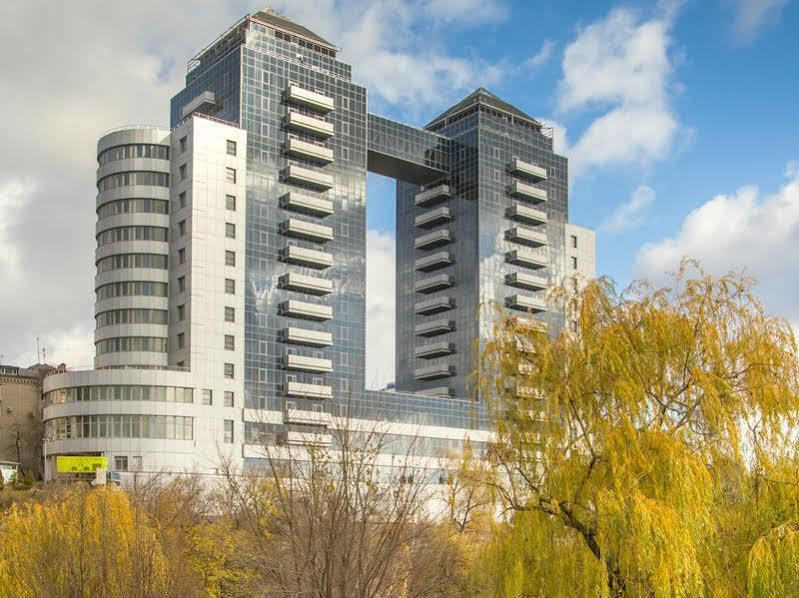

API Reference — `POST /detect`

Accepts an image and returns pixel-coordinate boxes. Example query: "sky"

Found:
[0,0,797,389]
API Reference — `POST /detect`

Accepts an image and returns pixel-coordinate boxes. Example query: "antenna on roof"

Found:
[36,337,40,363]
[43,347,46,363]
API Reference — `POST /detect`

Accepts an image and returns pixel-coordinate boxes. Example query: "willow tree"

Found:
[478,261,799,597]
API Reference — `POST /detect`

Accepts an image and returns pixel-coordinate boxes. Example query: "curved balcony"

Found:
[283,381,333,399]
[285,111,335,138]
[505,271,548,291]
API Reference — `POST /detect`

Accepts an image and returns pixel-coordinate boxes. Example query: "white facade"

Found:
[563,223,596,285]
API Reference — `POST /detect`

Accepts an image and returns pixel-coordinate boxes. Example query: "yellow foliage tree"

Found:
[0,486,168,597]
[478,262,799,596]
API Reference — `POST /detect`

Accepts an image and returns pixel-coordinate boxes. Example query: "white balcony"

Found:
[285,111,335,138]
[282,354,333,373]
[280,218,334,242]
[279,299,333,321]
[285,84,335,113]
[414,364,455,380]
[511,317,547,333]
[417,386,453,397]
[506,293,547,313]
[414,341,455,359]
[280,192,334,217]
[282,430,332,447]
[506,226,547,248]
[414,184,450,207]
[415,274,453,294]
[278,272,333,295]
[505,271,548,291]
[414,228,452,249]
[280,245,333,269]
[415,296,454,315]
[415,206,451,228]
[415,319,454,337]
[507,203,547,225]
[414,251,452,272]
[181,91,217,118]
[283,164,334,190]
[284,380,332,399]
[286,408,332,426]
[512,180,548,203]
[506,247,548,269]
[286,137,334,163]
[279,327,333,347]
[510,158,547,181]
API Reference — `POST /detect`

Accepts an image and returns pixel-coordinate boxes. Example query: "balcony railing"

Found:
[280,218,334,242]
[280,245,333,269]
[278,299,333,321]
[282,164,333,190]
[414,228,452,249]
[414,184,450,207]
[414,251,452,272]
[279,327,333,347]
[283,380,332,399]
[282,354,333,373]
[505,271,548,291]
[281,430,332,446]
[414,319,455,337]
[506,226,547,247]
[506,293,547,313]
[285,84,335,113]
[509,158,547,181]
[280,192,334,217]
[415,296,454,315]
[414,364,455,380]
[285,111,335,138]
[507,203,547,225]
[286,408,332,426]
[506,247,548,269]
[278,272,333,295]
[415,274,453,294]
[512,180,547,203]
[414,341,455,359]
[417,386,453,397]
[414,206,451,228]
[285,137,334,163]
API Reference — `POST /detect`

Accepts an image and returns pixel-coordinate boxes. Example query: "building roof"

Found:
[251,10,335,49]
[426,87,541,129]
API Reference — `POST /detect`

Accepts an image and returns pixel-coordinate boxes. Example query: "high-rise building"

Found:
[42,11,594,479]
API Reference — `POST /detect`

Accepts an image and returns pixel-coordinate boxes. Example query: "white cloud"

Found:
[635,164,799,321]
[365,231,396,390]
[524,39,555,70]
[729,0,788,41]
[602,185,656,232]
[557,6,683,176]
[423,0,510,25]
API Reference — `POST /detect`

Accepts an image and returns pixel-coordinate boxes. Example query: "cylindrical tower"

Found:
[94,127,171,369]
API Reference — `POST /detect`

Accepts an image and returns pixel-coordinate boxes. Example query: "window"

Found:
[341,147,350,161]
[179,191,186,209]
[224,420,234,443]
[179,136,187,153]
[493,147,500,159]
[132,456,142,471]
[286,401,296,411]
[341,379,349,392]
[225,167,236,183]
[202,389,212,405]
[571,234,578,249]
[179,219,186,236]
[178,276,186,293]
[225,278,235,294]
[571,256,578,270]
[226,140,237,156]
[178,248,186,264]
[224,306,235,322]
[226,194,236,211]
[225,250,235,266]
[224,391,234,407]
[341,223,349,237]
[177,333,185,349]
[494,169,501,181]
[226,223,236,239]
[341,122,350,136]
[224,363,235,379]
[114,456,128,471]
[224,335,235,351]
[179,164,187,181]
[177,304,185,321]
[341,97,350,110]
